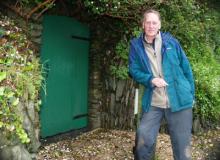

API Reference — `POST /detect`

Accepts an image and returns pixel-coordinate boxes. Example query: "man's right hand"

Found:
[151,78,168,88]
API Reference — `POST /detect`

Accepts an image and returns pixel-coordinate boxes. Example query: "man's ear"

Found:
[142,22,145,30]
[159,22,161,30]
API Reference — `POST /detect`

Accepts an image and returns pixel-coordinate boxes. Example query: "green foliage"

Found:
[110,65,128,80]
[84,0,146,15]
[193,61,220,126]
[109,39,129,79]
[0,14,43,143]
[84,0,220,127]
[0,27,6,38]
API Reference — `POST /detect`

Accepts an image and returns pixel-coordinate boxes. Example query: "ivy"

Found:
[110,65,128,80]
[0,14,43,143]
[109,38,129,79]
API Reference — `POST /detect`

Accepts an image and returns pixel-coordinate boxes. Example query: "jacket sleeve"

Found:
[128,41,154,88]
[176,41,195,99]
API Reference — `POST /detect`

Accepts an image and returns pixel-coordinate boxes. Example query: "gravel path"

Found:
[37,128,220,160]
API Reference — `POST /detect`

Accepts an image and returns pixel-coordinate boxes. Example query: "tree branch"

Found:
[26,0,56,20]
[34,0,56,20]
[101,13,137,22]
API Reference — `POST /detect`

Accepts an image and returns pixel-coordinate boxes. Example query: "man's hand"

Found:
[152,78,168,88]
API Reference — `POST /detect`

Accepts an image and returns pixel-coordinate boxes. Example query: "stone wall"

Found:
[101,76,136,129]
[87,35,103,130]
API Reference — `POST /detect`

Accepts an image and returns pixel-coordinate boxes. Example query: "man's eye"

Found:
[145,22,158,25]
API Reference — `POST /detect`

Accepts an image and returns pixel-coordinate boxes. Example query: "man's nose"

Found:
[148,22,154,27]
[149,24,154,28]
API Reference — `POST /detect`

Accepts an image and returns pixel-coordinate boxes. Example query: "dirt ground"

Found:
[36,128,220,160]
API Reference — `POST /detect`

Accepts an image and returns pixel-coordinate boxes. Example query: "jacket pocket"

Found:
[174,79,193,106]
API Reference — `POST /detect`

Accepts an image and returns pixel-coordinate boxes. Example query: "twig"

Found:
[101,13,137,21]
[35,0,55,20]
[26,0,55,20]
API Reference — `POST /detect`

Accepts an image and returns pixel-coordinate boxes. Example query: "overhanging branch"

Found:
[26,0,56,20]
[0,0,56,21]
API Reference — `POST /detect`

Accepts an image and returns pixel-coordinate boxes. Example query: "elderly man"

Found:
[129,9,195,160]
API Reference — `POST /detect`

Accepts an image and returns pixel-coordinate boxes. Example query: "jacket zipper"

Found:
[173,73,181,106]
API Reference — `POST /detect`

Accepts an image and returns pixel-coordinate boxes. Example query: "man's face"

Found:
[142,13,161,38]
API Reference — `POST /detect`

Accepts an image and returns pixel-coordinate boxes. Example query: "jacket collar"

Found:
[138,31,173,45]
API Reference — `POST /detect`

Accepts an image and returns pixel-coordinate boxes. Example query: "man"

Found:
[129,9,195,160]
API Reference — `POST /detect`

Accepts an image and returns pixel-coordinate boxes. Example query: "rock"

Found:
[27,101,35,122]
[30,30,42,37]
[193,118,203,134]
[17,102,41,153]
[0,145,32,160]
[31,37,42,44]
[116,80,125,101]
[31,23,43,30]
[109,77,116,91]
[110,93,116,113]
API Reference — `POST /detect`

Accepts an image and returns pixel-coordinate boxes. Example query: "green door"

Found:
[40,15,89,138]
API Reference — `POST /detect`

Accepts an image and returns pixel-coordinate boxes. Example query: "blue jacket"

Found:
[129,32,195,112]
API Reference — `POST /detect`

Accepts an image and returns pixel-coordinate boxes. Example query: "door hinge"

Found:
[73,113,88,120]
[71,35,90,41]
